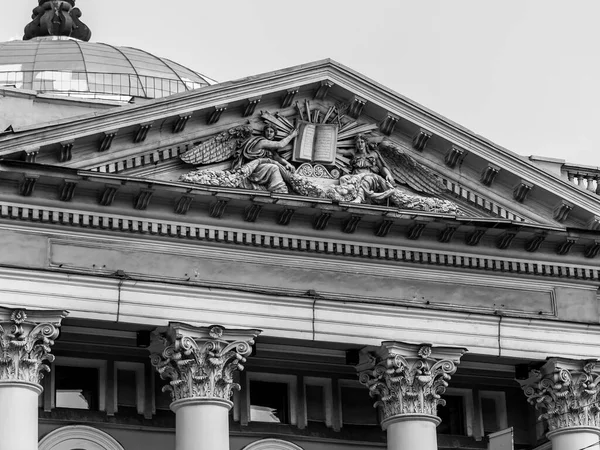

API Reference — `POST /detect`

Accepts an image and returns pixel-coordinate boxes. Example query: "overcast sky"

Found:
[2,1,599,165]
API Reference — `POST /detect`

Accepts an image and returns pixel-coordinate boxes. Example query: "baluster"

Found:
[587,176,596,192]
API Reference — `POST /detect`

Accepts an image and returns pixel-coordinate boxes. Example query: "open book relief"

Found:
[292,121,338,165]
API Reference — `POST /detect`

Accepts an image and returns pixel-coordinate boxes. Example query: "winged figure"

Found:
[179,119,459,214]
[180,124,297,193]
[286,134,459,213]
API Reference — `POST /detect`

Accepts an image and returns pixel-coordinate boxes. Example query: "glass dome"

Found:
[0,37,211,102]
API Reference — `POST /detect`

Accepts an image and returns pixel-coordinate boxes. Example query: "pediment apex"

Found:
[0,59,598,227]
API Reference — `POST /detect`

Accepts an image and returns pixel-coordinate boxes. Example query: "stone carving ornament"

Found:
[358,342,466,424]
[0,309,65,385]
[519,359,600,431]
[179,106,460,214]
[149,323,260,403]
[24,1,92,42]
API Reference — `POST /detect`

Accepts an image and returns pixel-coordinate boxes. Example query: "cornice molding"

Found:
[0,197,596,284]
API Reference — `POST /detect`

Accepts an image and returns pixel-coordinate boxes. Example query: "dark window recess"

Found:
[55,366,99,410]
[482,397,499,434]
[341,386,378,425]
[117,370,137,409]
[438,395,466,435]
[250,380,289,424]
[154,372,171,410]
[306,385,325,423]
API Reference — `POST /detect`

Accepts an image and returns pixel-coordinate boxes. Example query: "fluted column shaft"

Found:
[358,342,466,450]
[0,308,67,450]
[150,323,260,450]
[519,359,600,450]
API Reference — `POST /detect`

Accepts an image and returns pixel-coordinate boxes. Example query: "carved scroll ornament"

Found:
[519,359,600,431]
[150,323,260,403]
[0,309,67,385]
[358,342,466,424]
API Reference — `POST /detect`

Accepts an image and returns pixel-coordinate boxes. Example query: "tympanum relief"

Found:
[180,102,459,214]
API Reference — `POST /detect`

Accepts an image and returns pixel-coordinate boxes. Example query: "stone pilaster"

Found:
[519,358,600,432]
[358,342,467,426]
[149,323,261,404]
[0,307,67,386]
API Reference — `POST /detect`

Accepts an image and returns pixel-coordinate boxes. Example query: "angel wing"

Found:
[376,140,447,195]
[180,125,253,165]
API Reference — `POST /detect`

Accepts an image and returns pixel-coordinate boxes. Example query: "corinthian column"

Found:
[0,307,67,450]
[358,342,467,450]
[519,359,600,450]
[150,323,261,450]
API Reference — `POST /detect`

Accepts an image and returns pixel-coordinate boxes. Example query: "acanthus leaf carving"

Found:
[518,359,600,432]
[149,323,260,404]
[0,308,67,385]
[357,342,466,424]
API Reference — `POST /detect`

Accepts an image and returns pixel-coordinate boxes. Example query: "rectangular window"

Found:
[245,373,297,425]
[340,385,378,426]
[250,380,289,424]
[51,357,107,411]
[438,395,466,435]
[55,366,99,410]
[117,370,137,408]
[303,376,333,428]
[480,391,508,435]
[306,385,325,423]
[114,362,145,415]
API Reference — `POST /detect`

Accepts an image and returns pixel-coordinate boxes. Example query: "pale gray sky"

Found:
[3,1,599,165]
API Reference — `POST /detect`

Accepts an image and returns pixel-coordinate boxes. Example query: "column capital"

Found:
[518,358,600,432]
[357,341,467,427]
[0,307,68,386]
[149,323,261,404]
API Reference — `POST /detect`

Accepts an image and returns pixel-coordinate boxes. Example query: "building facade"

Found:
[0,2,599,450]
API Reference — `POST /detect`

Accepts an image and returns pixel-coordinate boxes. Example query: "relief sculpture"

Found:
[179,105,459,214]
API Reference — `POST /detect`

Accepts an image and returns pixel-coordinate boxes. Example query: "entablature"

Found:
[0,160,599,274]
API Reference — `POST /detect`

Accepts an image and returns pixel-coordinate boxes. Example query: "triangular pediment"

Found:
[0,60,598,230]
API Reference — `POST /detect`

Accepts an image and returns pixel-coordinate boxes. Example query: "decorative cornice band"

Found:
[0,201,598,282]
